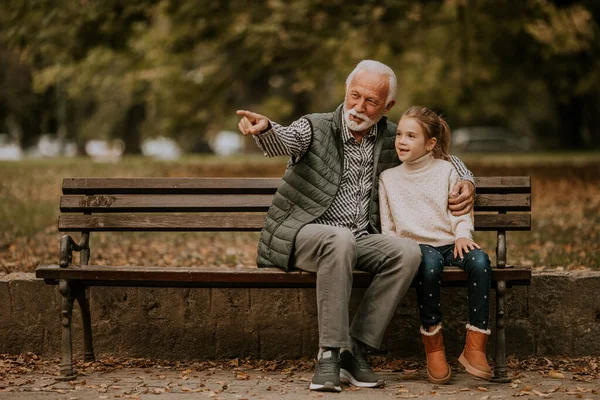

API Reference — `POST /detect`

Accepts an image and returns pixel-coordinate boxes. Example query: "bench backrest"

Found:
[59,177,531,268]
[59,177,531,233]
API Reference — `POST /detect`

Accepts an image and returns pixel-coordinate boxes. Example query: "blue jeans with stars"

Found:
[416,243,491,330]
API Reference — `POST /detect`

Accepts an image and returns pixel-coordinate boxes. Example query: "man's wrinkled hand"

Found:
[236,110,270,136]
[448,181,475,216]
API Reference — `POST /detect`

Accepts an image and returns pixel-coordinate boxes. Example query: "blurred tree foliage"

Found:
[0,0,598,152]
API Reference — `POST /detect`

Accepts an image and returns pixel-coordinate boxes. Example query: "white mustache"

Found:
[347,109,370,122]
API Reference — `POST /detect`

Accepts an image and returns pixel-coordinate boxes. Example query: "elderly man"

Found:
[236,60,474,392]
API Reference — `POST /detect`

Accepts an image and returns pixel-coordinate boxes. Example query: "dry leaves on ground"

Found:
[2,353,599,398]
[3,353,600,380]
[506,355,600,381]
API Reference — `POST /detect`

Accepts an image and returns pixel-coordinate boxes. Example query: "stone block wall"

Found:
[1,272,599,359]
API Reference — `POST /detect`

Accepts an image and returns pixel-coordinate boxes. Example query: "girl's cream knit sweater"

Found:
[378,152,473,246]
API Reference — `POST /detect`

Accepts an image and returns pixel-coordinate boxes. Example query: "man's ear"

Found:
[384,100,396,114]
[427,137,437,151]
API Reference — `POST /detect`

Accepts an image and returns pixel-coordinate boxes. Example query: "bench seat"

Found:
[37,265,532,288]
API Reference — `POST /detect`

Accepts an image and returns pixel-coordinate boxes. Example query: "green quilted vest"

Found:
[257,104,400,270]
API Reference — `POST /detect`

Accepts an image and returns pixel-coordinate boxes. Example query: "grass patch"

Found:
[1,154,599,272]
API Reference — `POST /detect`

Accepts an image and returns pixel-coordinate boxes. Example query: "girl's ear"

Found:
[426,137,437,152]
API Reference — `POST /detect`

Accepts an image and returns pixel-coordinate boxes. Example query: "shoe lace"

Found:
[318,357,339,374]
[353,352,373,371]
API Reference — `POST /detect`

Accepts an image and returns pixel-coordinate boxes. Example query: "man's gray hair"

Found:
[345,60,397,106]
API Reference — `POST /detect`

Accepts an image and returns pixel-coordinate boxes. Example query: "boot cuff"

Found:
[466,324,491,335]
[420,323,442,336]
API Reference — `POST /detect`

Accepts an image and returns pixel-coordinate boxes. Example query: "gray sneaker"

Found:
[309,349,341,392]
[339,350,385,388]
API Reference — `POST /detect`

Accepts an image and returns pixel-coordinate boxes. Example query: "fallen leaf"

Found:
[548,370,565,379]
[235,372,250,381]
[532,389,551,397]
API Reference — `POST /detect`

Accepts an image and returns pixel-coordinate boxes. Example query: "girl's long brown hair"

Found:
[401,106,451,161]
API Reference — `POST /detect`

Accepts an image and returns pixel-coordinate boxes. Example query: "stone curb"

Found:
[1,271,600,359]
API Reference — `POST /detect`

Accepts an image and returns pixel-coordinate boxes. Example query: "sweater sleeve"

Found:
[447,168,474,240]
[378,175,395,235]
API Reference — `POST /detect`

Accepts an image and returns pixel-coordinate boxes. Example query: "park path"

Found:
[1,354,599,399]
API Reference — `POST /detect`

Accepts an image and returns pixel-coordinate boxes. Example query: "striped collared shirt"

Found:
[254,115,473,238]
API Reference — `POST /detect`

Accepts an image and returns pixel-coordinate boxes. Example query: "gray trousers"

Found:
[294,224,422,349]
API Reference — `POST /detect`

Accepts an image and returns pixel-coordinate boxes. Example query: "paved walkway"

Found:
[1,355,598,399]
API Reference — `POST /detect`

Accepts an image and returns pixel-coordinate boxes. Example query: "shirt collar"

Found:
[341,115,378,144]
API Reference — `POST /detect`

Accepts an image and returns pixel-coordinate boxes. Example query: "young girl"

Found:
[379,106,492,384]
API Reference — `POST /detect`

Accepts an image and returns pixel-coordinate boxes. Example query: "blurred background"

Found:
[1,0,600,156]
[0,0,598,272]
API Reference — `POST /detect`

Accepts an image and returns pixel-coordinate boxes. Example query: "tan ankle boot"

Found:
[420,324,452,384]
[458,324,492,380]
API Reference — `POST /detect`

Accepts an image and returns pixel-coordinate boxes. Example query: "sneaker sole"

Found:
[309,382,342,392]
[458,353,492,380]
[340,369,385,388]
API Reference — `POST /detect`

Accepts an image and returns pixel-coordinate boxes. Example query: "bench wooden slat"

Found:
[474,194,531,211]
[60,194,275,212]
[58,214,267,232]
[59,213,531,232]
[60,193,531,213]
[473,176,531,193]
[63,177,530,195]
[474,214,531,231]
[63,178,281,195]
[36,265,532,288]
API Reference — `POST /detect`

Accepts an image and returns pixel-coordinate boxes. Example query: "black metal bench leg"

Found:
[491,280,511,383]
[75,286,95,362]
[57,280,77,381]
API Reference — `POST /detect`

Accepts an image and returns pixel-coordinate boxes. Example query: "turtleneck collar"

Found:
[402,152,435,173]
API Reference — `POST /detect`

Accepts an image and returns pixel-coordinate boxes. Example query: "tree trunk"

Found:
[457,0,472,106]
[120,101,145,155]
[583,92,600,149]
[556,96,585,149]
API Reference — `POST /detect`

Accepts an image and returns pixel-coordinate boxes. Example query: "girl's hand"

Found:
[454,237,481,259]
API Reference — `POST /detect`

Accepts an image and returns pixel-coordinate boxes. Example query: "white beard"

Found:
[344,107,377,132]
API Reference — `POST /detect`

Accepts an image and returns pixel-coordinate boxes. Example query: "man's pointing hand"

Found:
[236,110,271,136]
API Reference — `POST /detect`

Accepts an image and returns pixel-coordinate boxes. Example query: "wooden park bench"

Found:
[36,176,532,382]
